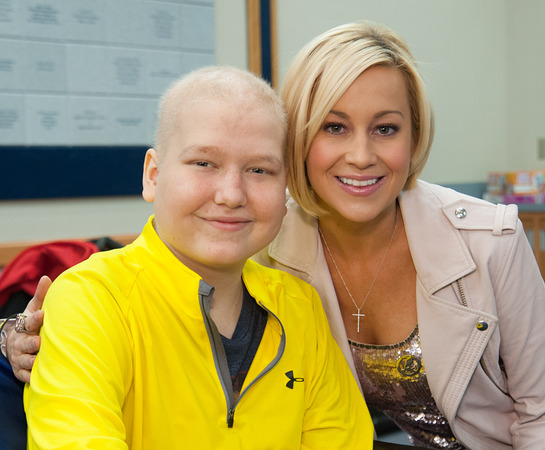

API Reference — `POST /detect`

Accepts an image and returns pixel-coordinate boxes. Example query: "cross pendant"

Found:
[352,309,365,333]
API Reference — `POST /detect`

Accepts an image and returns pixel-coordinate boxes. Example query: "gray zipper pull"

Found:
[227,408,235,428]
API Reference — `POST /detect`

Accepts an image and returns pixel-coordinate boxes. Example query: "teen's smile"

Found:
[202,215,253,231]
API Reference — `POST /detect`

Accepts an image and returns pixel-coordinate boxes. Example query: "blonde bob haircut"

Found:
[282,21,434,217]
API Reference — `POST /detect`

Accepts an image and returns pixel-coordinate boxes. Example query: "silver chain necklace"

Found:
[318,207,398,333]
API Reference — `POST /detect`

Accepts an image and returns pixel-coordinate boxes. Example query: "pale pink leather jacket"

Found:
[254,180,545,449]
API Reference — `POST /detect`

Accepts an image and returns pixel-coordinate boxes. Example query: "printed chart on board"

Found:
[0,0,215,146]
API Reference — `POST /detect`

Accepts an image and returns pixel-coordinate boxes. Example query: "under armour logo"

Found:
[285,370,304,389]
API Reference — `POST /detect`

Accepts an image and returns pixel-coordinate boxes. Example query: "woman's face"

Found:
[306,65,412,225]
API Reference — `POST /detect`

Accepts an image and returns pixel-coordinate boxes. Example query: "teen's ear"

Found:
[142,148,159,203]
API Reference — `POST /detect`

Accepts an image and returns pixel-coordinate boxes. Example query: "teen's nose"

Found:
[214,170,247,208]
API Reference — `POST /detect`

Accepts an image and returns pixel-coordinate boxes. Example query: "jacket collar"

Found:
[268,181,476,294]
[399,180,476,294]
[133,217,283,327]
[267,197,322,280]
[266,183,494,429]
[131,217,206,319]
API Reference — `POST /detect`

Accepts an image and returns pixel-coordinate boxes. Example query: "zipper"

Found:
[456,279,468,307]
[456,278,497,388]
[227,408,235,428]
[233,302,286,407]
[198,280,286,428]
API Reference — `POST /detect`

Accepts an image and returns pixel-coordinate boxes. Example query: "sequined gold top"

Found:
[349,326,466,449]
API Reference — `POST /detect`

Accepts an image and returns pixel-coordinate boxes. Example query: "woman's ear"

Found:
[142,148,159,203]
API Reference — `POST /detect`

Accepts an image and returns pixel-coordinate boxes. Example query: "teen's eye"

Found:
[323,122,346,135]
[376,124,399,136]
[195,161,212,167]
[250,168,267,175]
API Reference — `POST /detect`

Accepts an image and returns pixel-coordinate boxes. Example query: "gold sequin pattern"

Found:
[349,326,466,449]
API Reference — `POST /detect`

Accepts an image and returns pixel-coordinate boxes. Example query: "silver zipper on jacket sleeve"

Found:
[198,280,286,428]
[456,278,495,385]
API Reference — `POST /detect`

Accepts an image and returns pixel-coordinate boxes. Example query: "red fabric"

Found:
[0,241,98,308]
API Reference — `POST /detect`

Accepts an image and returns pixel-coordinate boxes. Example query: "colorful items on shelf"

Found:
[484,170,545,204]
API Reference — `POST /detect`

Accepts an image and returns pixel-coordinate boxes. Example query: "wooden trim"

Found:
[246,0,262,77]
[246,0,277,88]
[0,234,138,268]
[269,0,278,89]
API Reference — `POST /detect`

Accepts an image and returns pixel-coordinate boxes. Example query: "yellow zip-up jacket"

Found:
[25,217,373,449]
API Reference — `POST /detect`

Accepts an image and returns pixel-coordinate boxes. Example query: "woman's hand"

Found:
[8,275,50,383]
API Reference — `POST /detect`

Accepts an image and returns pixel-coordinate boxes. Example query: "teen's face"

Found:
[143,98,287,274]
[306,65,412,224]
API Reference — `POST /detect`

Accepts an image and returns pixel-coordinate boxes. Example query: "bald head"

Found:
[155,66,287,157]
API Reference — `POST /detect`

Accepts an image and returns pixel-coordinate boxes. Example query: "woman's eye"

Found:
[195,161,211,167]
[250,168,267,174]
[323,122,346,135]
[376,124,399,136]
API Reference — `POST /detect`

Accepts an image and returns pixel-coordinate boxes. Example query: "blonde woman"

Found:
[255,22,545,449]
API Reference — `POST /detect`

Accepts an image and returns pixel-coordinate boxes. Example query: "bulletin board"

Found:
[0,0,215,199]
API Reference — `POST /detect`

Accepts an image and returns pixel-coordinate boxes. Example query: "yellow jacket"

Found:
[25,217,373,449]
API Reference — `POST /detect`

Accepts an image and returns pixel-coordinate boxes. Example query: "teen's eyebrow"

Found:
[255,155,282,163]
[183,144,220,155]
[254,155,284,168]
[182,145,284,168]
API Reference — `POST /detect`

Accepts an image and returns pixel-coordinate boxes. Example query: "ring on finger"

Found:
[14,313,32,334]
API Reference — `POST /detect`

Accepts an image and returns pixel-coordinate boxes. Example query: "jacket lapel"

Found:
[400,182,497,422]
[399,182,476,291]
[267,183,499,420]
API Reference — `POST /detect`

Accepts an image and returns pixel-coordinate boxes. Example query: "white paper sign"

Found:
[0,0,215,146]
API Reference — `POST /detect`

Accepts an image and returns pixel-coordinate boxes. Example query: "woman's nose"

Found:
[344,134,375,168]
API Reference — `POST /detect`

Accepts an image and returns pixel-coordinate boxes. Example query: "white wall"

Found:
[2,0,544,242]
[0,197,153,242]
[214,0,247,68]
[506,0,545,171]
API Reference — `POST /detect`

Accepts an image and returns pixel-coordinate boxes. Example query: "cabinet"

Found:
[519,212,545,279]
